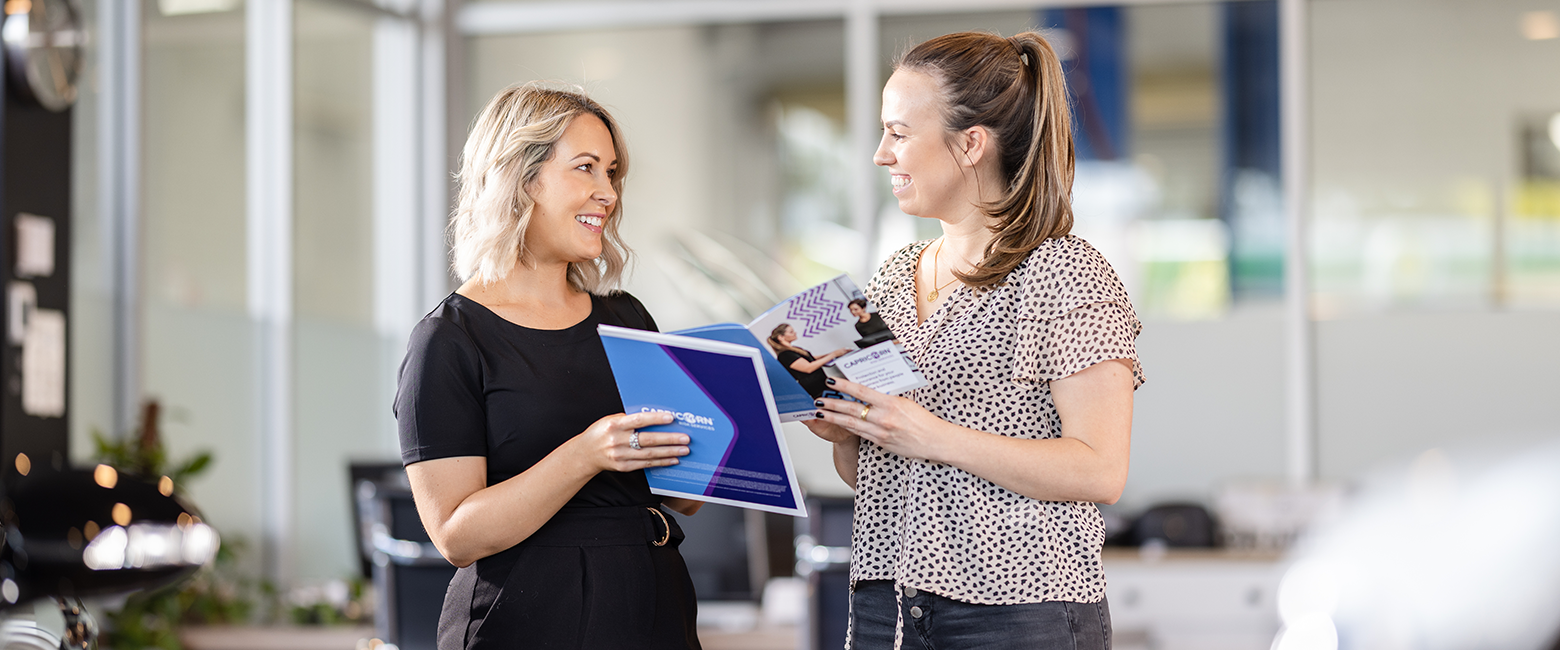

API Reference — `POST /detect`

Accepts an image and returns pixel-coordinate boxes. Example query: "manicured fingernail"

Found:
[668,459,679,465]
[815,411,826,418]
[814,399,825,407]
[826,378,837,385]
[679,436,690,444]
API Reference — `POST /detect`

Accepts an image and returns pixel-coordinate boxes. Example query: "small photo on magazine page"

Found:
[747,275,925,398]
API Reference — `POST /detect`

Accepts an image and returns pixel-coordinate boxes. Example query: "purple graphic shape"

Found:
[659,344,741,496]
[786,284,848,338]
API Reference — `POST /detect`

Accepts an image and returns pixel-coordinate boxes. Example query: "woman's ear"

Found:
[958,126,993,169]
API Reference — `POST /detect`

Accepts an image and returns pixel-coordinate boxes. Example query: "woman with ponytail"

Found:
[396,83,703,649]
[806,32,1144,649]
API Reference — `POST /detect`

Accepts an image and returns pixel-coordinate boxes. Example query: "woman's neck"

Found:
[931,154,1006,267]
[937,213,996,269]
[461,257,579,309]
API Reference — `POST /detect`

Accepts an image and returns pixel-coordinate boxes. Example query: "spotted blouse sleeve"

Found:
[1011,238,1145,388]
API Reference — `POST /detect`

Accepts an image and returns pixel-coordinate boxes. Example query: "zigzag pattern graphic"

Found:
[785,285,848,339]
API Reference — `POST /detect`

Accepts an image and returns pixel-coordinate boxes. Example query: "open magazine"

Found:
[596,276,923,515]
[674,275,926,422]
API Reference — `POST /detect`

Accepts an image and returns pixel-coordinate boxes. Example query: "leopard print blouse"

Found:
[851,235,1145,607]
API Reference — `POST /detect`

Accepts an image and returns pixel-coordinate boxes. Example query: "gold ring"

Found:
[647,507,671,547]
[859,404,872,421]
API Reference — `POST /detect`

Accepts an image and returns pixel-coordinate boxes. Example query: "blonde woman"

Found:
[767,323,851,399]
[807,32,1144,649]
[395,84,703,650]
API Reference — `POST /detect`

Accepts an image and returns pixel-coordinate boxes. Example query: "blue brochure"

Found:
[672,323,817,422]
[598,325,807,517]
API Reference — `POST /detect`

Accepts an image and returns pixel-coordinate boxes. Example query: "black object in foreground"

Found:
[2,466,217,607]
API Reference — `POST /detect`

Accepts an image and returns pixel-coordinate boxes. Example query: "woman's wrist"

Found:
[921,418,967,465]
[557,432,605,478]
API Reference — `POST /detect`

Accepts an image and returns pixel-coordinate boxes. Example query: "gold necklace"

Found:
[925,238,962,302]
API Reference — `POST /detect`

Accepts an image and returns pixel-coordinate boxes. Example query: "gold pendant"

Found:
[927,289,939,301]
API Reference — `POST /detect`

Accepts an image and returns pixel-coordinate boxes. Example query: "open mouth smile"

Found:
[576,214,604,233]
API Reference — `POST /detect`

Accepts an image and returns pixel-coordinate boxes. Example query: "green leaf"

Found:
[173,453,213,481]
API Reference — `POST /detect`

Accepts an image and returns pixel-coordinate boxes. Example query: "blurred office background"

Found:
[54,0,1560,648]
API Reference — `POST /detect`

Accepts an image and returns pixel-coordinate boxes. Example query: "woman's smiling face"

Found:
[873,69,967,219]
[523,114,619,267]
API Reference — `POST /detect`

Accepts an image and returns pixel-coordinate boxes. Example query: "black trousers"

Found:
[438,506,702,650]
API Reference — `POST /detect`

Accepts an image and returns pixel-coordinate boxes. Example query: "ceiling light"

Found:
[1522,11,1559,40]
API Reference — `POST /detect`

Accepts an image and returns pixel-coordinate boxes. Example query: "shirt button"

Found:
[904,587,918,598]
[910,606,923,619]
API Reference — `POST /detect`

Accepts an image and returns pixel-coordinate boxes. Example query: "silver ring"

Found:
[629,431,641,450]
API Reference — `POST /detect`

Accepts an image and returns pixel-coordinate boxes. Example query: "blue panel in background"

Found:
[1043,7,1129,162]
[1221,0,1285,298]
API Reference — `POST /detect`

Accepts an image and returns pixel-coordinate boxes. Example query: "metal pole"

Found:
[846,0,880,279]
[374,2,422,448]
[247,0,295,588]
[1279,0,1314,487]
[424,0,460,307]
[99,0,142,438]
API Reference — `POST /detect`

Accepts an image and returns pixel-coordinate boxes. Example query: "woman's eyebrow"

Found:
[884,120,909,129]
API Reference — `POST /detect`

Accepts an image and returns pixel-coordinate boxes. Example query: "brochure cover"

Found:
[746,274,927,399]
[598,325,807,517]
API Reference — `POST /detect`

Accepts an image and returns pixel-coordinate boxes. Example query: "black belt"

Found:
[523,505,683,548]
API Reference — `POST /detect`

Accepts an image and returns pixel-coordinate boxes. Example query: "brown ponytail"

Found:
[897,31,1076,292]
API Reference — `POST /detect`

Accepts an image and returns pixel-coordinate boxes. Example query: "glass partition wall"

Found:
[139,2,264,574]
[1309,0,1560,480]
[75,0,443,591]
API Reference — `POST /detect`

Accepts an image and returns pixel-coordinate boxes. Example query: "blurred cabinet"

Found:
[1103,549,1283,650]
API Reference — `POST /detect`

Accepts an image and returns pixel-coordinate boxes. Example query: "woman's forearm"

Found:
[851,360,1134,504]
[833,437,861,489]
[414,442,598,567]
[931,424,1128,504]
[790,356,832,373]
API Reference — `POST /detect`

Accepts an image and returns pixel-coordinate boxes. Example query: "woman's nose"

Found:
[873,133,893,166]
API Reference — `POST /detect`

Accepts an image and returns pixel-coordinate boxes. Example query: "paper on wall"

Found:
[22,309,65,418]
[15,213,55,278]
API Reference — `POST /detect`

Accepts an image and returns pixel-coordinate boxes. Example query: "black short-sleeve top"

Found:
[852,236,1145,606]
[395,291,659,507]
[777,348,828,398]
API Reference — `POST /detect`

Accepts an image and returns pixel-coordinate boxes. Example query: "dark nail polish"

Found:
[814,399,825,407]
[826,378,837,386]
[815,411,826,418]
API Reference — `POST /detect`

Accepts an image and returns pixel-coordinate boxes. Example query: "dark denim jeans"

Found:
[848,580,1111,650]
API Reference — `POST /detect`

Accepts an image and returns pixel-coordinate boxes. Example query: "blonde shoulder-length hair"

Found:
[451,82,631,292]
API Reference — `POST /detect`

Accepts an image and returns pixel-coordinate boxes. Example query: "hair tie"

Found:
[1008,37,1028,66]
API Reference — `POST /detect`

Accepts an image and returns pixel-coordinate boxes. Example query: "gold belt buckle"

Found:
[646,507,671,547]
